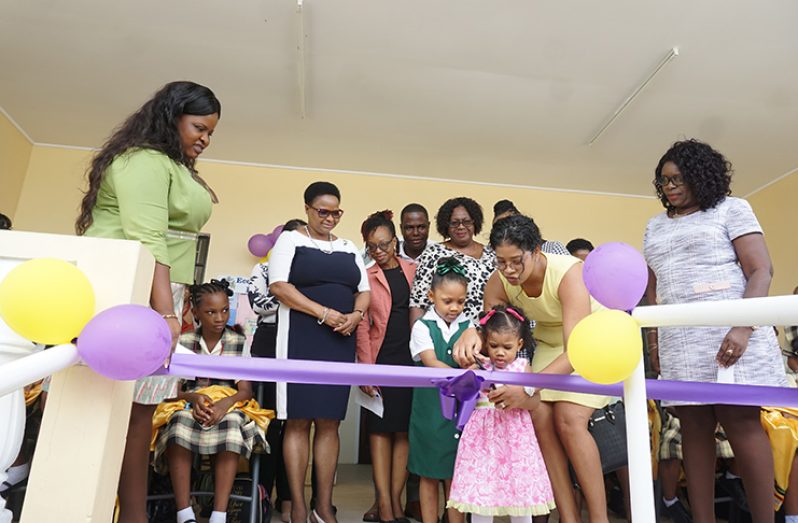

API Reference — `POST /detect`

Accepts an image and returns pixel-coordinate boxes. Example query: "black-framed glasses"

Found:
[365,239,395,253]
[448,219,474,229]
[654,175,685,188]
[310,207,344,219]
[496,251,530,271]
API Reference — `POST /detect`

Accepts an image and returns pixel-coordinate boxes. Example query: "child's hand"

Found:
[487,385,529,411]
[203,401,229,427]
[452,328,483,367]
[190,393,213,424]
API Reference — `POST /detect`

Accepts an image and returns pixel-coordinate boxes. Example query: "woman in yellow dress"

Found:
[454,214,609,523]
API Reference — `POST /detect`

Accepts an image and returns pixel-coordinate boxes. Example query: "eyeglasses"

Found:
[310,207,344,219]
[448,219,474,229]
[654,175,685,188]
[366,240,394,253]
[496,251,530,271]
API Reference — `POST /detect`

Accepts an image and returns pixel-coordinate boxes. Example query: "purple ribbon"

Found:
[160,354,798,408]
[432,370,484,430]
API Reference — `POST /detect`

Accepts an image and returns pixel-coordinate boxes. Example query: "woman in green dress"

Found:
[75,81,221,523]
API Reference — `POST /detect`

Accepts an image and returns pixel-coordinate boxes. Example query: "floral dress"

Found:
[447,358,555,517]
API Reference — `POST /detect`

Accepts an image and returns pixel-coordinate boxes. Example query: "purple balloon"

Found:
[582,242,648,310]
[247,234,273,257]
[77,304,171,380]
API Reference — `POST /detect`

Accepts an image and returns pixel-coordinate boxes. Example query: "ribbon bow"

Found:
[479,306,526,326]
[436,258,466,277]
[432,370,485,430]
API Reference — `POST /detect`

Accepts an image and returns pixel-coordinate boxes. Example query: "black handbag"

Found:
[587,401,628,474]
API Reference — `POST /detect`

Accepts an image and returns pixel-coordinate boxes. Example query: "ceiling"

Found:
[1,0,797,196]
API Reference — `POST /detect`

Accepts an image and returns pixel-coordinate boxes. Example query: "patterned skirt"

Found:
[153,409,267,473]
[133,283,185,405]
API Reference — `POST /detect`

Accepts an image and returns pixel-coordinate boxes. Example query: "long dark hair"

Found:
[76,81,221,234]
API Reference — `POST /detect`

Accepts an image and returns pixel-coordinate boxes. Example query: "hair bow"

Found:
[479,309,497,326]
[436,258,466,277]
[505,307,525,323]
[479,306,526,326]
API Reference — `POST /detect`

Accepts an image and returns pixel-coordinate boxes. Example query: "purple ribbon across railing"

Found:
[433,371,484,430]
[160,354,798,408]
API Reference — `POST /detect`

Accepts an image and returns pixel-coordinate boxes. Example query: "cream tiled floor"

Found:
[266,464,629,523]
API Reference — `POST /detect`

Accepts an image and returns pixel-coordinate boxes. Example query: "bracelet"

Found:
[317,307,329,325]
[162,313,179,320]
[354,309,365,320]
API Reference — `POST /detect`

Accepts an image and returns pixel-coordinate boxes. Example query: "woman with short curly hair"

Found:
[410,197,496,323]
[644,139,785,523]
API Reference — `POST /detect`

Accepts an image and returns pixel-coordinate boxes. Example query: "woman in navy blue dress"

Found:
[270,181,371,523]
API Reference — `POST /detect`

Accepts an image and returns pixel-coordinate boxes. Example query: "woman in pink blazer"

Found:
[357,210,416,523]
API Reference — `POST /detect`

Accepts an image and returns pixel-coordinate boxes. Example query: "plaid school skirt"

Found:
[659,408,733,461]
[152,409,267,473]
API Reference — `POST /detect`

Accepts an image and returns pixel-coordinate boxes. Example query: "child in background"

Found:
[152,280,272,523]
[447,306,555,523]
[408,257,471,523]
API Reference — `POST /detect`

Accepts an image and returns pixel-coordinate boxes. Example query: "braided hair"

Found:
[430,256,469,290]
[188,278,233,308]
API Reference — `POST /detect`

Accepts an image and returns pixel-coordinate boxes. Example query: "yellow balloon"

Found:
[0,258,96,344]
[567,309,642,384]
[258,251,271,264]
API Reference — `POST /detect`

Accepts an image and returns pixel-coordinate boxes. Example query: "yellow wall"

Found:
[13,146,666,279]
[0,110,33,220]
[12,143,796,296]
[748,173,798,296]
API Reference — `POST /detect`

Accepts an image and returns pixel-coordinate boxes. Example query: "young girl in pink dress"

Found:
[447,305,555,523]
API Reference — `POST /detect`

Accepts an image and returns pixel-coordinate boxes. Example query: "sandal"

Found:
[363,507,379,522]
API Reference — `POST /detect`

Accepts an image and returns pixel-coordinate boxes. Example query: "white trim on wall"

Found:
[744,165,798,198]
[0,105,34,144]
[7,104,793,200]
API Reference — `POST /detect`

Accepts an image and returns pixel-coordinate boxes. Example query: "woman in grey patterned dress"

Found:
[643,139,786,523]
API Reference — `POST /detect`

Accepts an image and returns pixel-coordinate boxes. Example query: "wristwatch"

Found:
[523,386,537,397]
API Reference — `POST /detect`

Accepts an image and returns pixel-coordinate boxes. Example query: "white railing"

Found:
[1,295,798,522]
